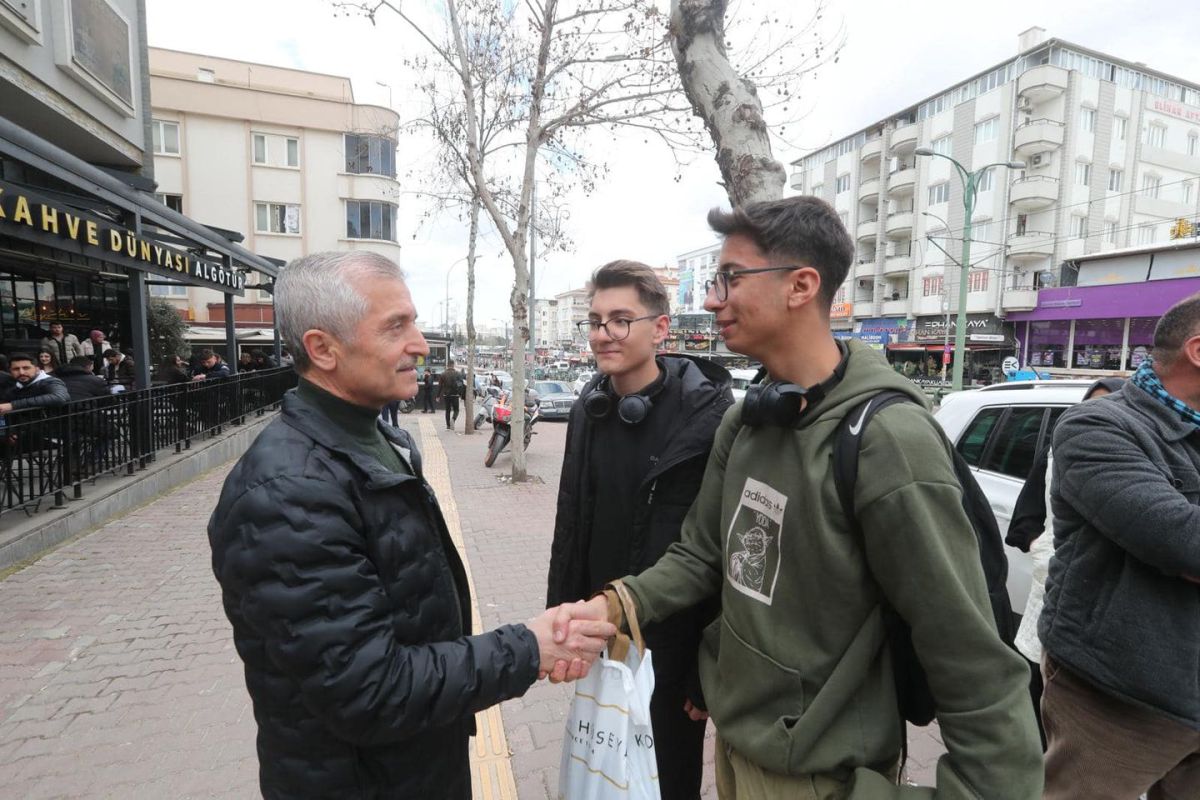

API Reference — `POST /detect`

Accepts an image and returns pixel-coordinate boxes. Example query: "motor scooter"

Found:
[484,389,539,467]
[473,385,502,431]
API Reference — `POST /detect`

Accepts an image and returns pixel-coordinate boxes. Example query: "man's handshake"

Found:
[526,597,615,683]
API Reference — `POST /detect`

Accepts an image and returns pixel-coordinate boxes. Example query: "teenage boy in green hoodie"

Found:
[553,196,1042,799]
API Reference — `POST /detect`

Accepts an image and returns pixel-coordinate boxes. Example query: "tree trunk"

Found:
[462,195,481,435]
[670,0,786,205]
[507,243,530,482]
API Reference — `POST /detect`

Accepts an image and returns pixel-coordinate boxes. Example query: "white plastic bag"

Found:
[558,583,660,800]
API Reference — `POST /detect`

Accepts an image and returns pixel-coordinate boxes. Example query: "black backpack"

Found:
[832,389,1016,726]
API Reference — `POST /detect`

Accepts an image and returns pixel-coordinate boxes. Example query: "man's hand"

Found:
[552,595,611,645]
[0,403,11,414]
[683,699,709,722]
[526,604,615,684]
[192,374,206,381]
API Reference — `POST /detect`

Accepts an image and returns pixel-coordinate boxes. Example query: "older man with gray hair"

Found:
[208,251,613,799]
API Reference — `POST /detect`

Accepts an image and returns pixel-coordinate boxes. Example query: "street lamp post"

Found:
[914,149,1024,391]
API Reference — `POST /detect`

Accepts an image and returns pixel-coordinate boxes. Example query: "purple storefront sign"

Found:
[1008,277,1200,321]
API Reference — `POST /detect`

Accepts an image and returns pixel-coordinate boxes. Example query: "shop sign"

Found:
[831,302,853,319]
[1151,98,1200,125]
[0,180,245,295]
[914,314,1005,342]
[969,333,1006,343]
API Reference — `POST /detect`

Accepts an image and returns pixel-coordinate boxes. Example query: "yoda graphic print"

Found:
[725,477,787,605]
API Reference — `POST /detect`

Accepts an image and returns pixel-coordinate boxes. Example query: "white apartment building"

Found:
[553,287,589,346]
[674,243,720,313]
[532,297,557,348]
[148,48,401,323]
[789,27,1200,332]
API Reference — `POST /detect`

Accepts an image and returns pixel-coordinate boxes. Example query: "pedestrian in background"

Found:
[207,251,613,800]
[40,322,83,364]
[36,348,59,375]
[421,367,436,413]
[1041,293,1200,799]
[547,259,732,799]
[440,359,463,431]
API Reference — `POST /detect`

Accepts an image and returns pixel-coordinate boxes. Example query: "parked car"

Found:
[572,370,596,395]
[933,380,1094,618]
[728,368,761,402]
[531,380,576,420]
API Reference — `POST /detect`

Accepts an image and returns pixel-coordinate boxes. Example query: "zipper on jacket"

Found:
[647,480,657,506]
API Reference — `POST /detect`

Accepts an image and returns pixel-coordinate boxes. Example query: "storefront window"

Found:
[1126,317,1156,370]
[1072,318,1124,370]
[1027,320,1070,368]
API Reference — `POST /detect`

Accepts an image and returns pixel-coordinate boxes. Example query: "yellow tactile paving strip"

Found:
[416,416,519,800]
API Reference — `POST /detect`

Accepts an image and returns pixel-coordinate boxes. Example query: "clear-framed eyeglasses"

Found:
[703,266,802,302]
[575,315,659,341]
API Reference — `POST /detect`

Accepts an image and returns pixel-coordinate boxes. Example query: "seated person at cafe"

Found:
[104,349,136,391]
[191,349,232,381]
[57,356,111,401]
[0,352,70,414]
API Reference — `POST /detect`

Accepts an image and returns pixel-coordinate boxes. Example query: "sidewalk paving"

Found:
[0,406,945,799]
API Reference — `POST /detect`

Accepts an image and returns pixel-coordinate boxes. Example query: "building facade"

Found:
[789,28,1200,376]
[674,243,719,314]
[147,48,401,324]
[553,287,589,347]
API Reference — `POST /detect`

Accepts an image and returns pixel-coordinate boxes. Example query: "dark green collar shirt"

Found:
[296,378,409,474]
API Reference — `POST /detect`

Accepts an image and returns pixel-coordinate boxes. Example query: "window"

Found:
[956,408,1005,467]
[811,183,824,196]
[1189,133,1199,157]
[1070,215,1088,239]
[1080,107,1096,133]
[1142,174,1161,198]
[838,211,849,229]
[152,119,179,155]
[1113,117,1127,141]
[252,133,267,165]
[1108,168,1123,192]
[345,200,397,241]
[1,0,40,29]
[1185,182,1195,206]
[149,280,188,298]
[1105,220,1118,243]
[922,275,944,296]
[979,408,1050,479]
[197,67,215,83]
[967,270,989,293]
[835,174,850,194]
[1144,124,1166,148]
[931,135,951,155]
[154,192,182,213]
[977,170,994,192]
[1127,317,1157,370]
[1138,224,1156,244]
[1028,320,1070,368]
[1072,318,1126,370]
[286,137,299,167]
[255,202,301,235]
[68,0,133,106]
[928,182,951,205]
[973,117,998,144]
[1075,162,1091,186]
[344,133,397,177]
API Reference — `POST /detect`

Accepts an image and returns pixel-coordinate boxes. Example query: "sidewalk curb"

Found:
[416,416,519,800]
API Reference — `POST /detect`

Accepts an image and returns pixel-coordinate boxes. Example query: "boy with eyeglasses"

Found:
[546,259,733,799]
[552,199,1042,798]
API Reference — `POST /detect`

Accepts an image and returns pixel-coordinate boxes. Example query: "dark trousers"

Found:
[421,385,435,412]
[648,645,706,800]
[444,396,460,428]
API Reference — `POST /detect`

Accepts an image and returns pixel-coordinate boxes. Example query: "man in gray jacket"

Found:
[1041,292,1200,799]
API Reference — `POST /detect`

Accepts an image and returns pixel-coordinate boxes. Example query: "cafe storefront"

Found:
[0,117,276,386]
[887,314,1016,386]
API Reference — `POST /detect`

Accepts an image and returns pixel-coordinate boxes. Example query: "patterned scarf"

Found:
[1131,359,1200,428]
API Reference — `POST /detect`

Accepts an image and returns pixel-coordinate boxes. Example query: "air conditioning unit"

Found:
[857,279,871,288]
[1030,153,1045,167]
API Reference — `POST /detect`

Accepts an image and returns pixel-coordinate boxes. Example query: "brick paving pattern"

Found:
[0,406,945,798]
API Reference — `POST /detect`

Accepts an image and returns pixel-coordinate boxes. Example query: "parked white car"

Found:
[728,368,761,402]
[572,370,596,395]
[934,380,1094,618]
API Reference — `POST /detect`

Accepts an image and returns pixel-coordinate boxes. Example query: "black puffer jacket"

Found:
[209,390,540,799]
[547,355,732,646]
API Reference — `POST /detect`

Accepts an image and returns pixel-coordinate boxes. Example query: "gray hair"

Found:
[275,251,406,372]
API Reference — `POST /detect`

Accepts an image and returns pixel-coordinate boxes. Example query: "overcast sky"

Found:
[143,0,1200,331]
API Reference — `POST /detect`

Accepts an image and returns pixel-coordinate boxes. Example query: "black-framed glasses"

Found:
[576,315,659,341]
[704,266,801,302]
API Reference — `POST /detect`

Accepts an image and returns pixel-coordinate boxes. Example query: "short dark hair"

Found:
[588,260,670,317]
[196,348,216,360]
[9,352,35,366]
[103,349,118,358]
[707,196,855,308]
[69,356,92,368]
[1152,292,1200,367]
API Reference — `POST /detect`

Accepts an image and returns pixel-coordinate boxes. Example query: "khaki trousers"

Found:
[714,736,899,800]
[1042,656,1200,800]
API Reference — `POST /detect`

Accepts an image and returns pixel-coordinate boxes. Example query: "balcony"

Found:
[887,165,916,195]
[884,254,912,276]
[1017,65,1069,106]
[881,298,909,316]
[1010,175,1060,211]
[789,170,805,191]
[890,122,919,152]
[854,258,878,279]
[858,176,881,201]
[1002,288,1039,311]
[1008,231,1055,262]
[886,211,914,238]
[860,137,883,162]
[1014,118,1064,156]
[857,218,879,242]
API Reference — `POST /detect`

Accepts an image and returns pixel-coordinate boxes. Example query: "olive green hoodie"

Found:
[621,340,1042,799]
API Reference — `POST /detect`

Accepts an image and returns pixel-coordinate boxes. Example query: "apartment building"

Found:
[553,287,589,346]
[788,27,1200,353]
[148,48,401,324]
[674,243,720,314]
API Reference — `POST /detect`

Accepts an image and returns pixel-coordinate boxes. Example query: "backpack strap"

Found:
[832,390,916,528]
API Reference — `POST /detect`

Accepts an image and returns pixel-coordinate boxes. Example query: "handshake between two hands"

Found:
[526,595,613,684]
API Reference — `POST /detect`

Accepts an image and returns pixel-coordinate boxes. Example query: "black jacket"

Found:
[8,374,70,411]
[547,355,732,653]
[208,390,540,799]
[104,357,136,390]
[1042,381,1200,729]
[55,366,110,401]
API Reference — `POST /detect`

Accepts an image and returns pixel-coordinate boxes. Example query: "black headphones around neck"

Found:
[740,343,850,428]
[582,368,668,426]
